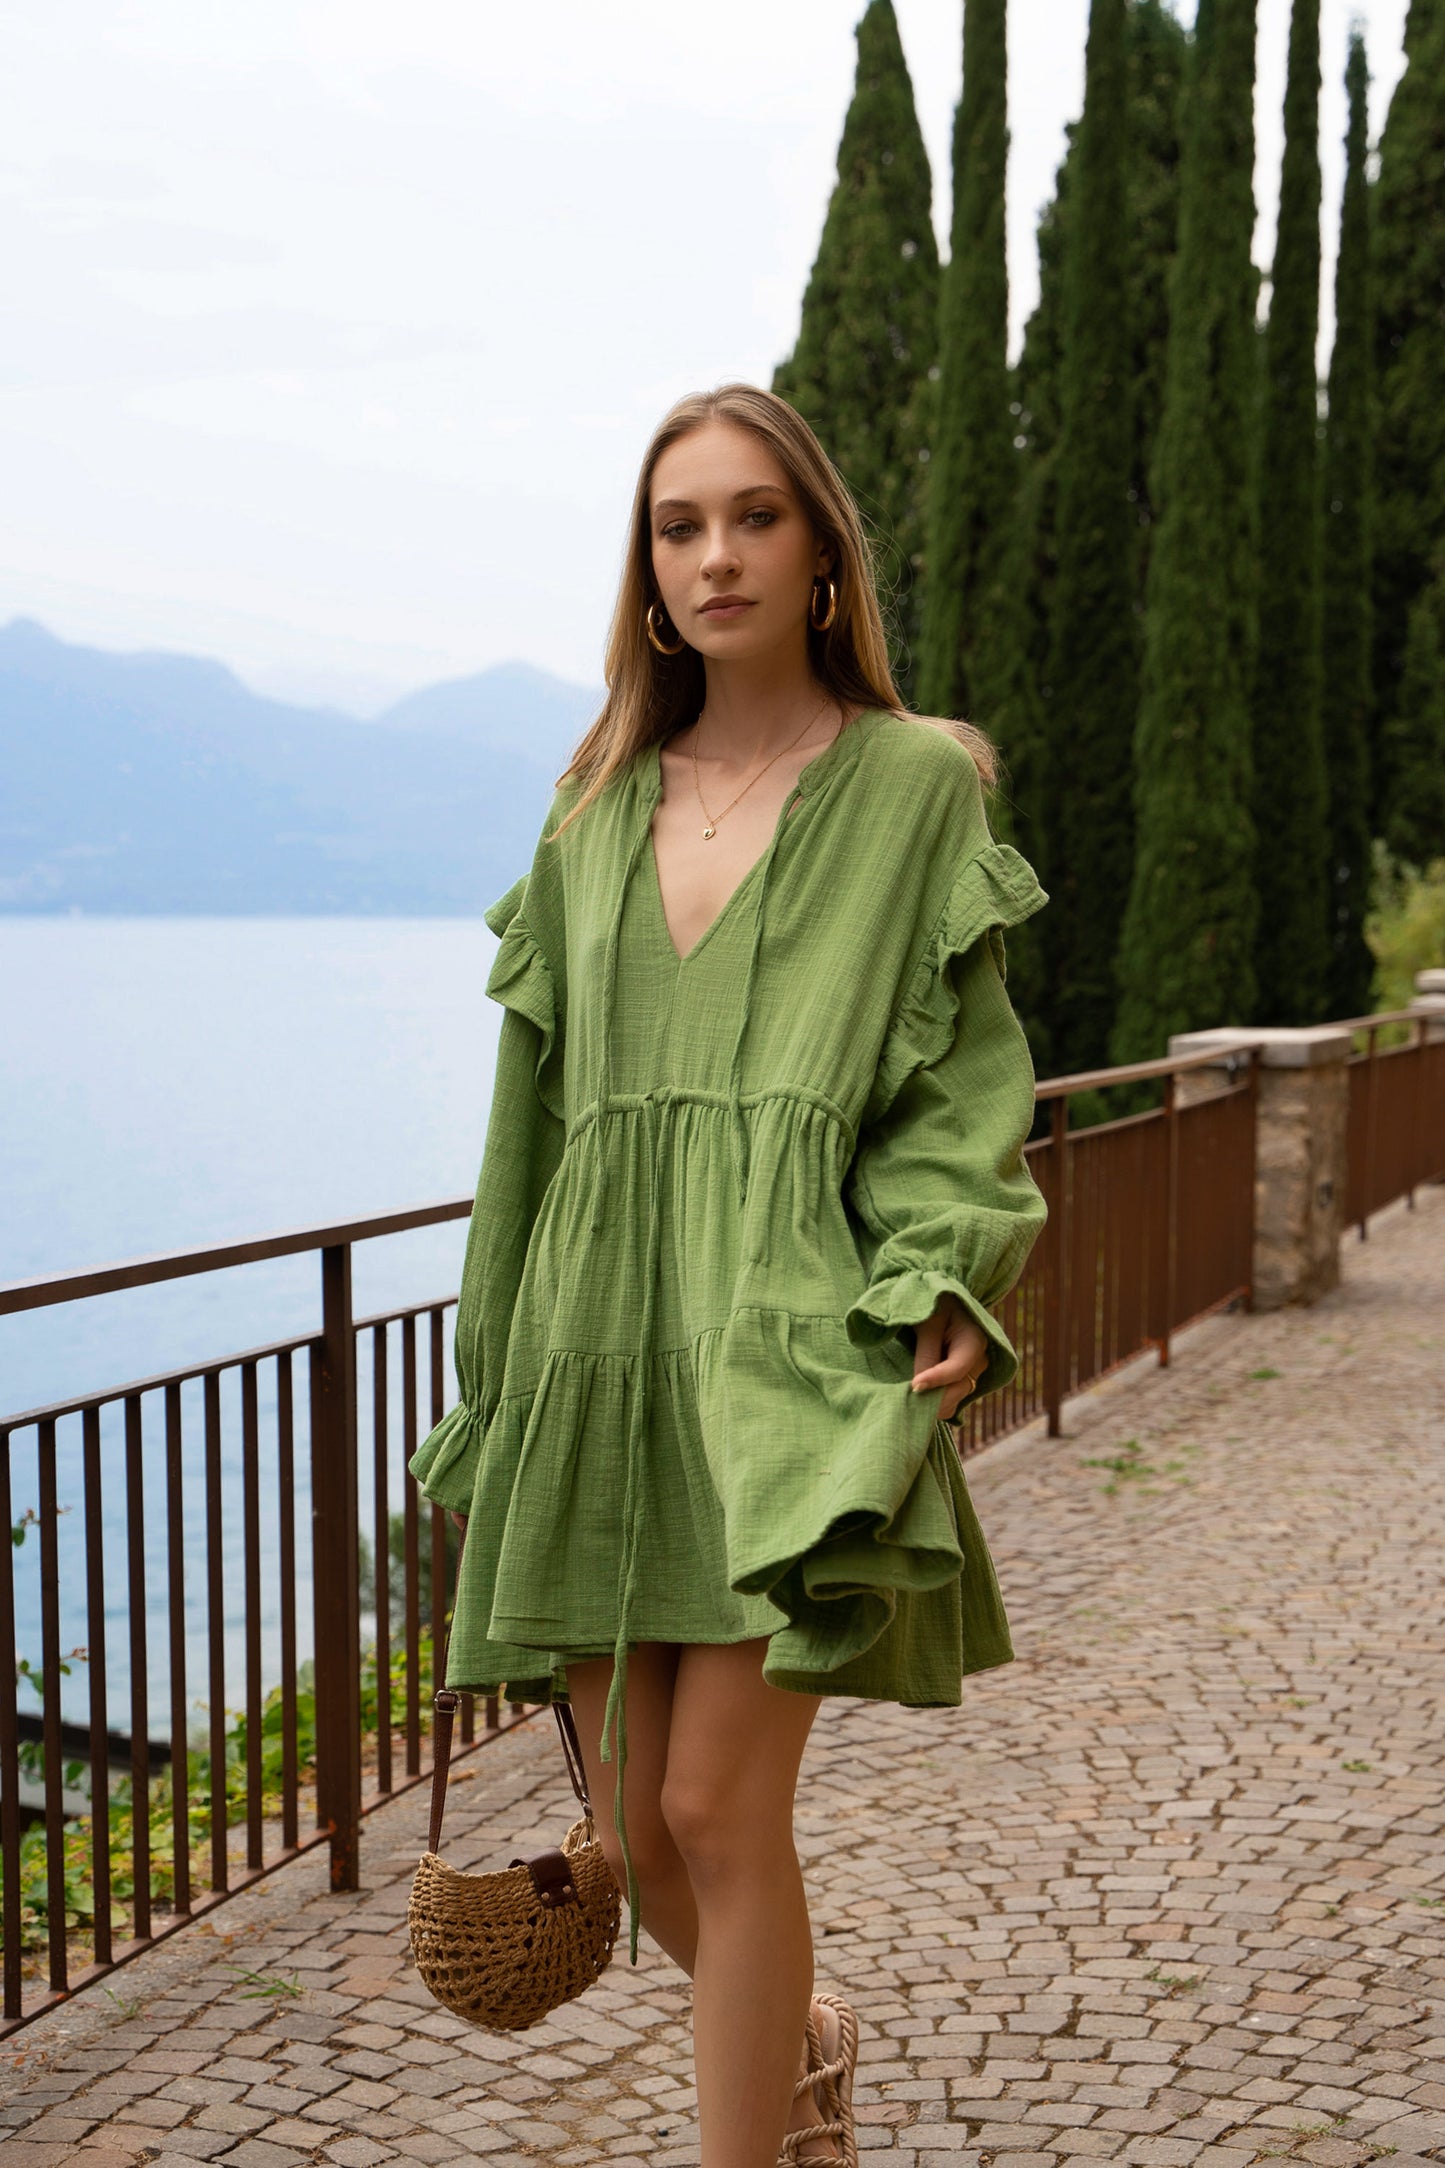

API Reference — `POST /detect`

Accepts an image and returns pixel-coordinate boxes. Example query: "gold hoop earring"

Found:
[810,576,838,632]
[645,600,685,655]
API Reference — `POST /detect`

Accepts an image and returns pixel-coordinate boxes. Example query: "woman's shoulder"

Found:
[861,706,985,774]
[855,709,991,836]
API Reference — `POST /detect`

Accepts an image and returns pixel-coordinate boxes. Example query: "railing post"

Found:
[1172,1025,1350,1310]
[1160,1067,1180,1368]
[312,1243,361,1891]
[1043,1096,1070,1439]
[0,1431,21,2024]
[1408,1013,1422,1211]
[37,1422,65,1992]
[124,1396,151,1943]
[1242,1046,1261,1313]
[1405,984,1445,1201]
[1359,1022,1379,1240]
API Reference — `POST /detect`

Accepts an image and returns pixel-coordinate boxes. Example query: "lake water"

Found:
[1,917,504,1740]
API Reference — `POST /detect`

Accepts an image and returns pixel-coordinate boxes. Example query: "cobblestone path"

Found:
[3,1185,1442,2168]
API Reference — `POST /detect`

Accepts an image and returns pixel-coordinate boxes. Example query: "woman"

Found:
[409,382,1050,2168]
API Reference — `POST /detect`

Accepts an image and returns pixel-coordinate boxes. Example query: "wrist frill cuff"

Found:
[844,1268,1019,1406]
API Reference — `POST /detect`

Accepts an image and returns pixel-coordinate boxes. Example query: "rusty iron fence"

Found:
[952,1042,1261,1456]
[1,1013,1440,2033]
[0,1200,532,2037]
[1339,1007,1445,1236]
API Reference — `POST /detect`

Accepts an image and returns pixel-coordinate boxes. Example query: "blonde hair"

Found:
[548,382,999,837]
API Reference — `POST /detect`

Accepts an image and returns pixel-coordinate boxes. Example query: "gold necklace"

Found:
[689,692,839,841]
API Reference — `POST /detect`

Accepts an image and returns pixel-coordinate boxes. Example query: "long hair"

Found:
[548,383,999,838]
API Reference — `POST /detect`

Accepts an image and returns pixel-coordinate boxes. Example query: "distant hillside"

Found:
[377,660,600,752]
[0,619,603,913]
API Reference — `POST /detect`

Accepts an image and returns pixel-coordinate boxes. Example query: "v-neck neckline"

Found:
[644,709,874,967]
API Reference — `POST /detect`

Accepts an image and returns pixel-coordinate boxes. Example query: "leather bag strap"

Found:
[424,1518,595,1857]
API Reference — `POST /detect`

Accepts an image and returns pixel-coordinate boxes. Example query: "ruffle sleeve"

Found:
[408,871,568,1515]
[860,839,1047,1129]
[843,841,1049,1410]
[406,1398,479,1516]
[483,874,565,1122]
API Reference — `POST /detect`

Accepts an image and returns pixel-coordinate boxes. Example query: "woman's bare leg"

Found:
[563,1643,700,1975]
[661,1640,826,2168]
[566,1640,837,2166]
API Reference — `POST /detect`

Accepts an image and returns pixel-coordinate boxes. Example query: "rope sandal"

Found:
[778,1992,859,2168]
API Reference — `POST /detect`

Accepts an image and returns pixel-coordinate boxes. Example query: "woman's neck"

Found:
[689,674,848,767]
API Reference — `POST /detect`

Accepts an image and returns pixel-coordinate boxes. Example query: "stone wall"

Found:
[1170,1026,1350,1310]
[1167,966,1444,1310]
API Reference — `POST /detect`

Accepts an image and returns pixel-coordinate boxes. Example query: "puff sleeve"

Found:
[407,870,567,1513]
[842,841,1049,1410]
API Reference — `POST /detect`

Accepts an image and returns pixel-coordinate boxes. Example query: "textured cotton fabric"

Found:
[408,707,1049,1957]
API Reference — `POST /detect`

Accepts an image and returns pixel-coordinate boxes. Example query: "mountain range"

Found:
[0,617,604,913]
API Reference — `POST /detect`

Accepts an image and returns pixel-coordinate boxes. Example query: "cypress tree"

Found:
[1110,0,1261,1062]
[772,0,939,701]
[1371,0,1445,840]
[1251,0,1329,1024]
[1016,3,1186,579]
[1011,138,1072,763]
[916,0,1012,729]
[1321,26,1377,1017]
[1047,0,1139,1076]
[1382,570,1445,867]
[975,488,1057,1087]
[1125,0,1190,604]
[1011,0,1186,1066]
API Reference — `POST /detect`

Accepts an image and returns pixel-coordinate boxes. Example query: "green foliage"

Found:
[1321,27,1379,1019]
[220,1961,304,1998]
[977,502,1055,1085]
[1080,1434,1198,1493]
[1252,0,1330,1024]
[1125,0,1191,584]
[357,1507,458,1623]
[1046,0,1141,1075]
[1371,0,1445,836]
[1010,0,1186,1081]
[1381,571,1445,869]
[772,0,939,699]
[917,0,1015,730]
[1365,841,1445,1017]
[1014,147,1071,472]
[1015,0,1187,596]
[1145,1965,1205,1993]
[1,1596,443,1979]
[913,0,1053,1061]
[10,1509,88,1791]
[1111,0,1262,1062]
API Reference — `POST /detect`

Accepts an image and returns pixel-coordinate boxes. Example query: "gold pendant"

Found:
[702,824,716,840]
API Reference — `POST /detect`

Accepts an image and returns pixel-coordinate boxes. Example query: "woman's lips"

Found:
[699,601,755,619]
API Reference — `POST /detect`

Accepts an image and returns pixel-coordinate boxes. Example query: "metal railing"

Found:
[1338,1007,1445,1234]
[0,1200,532,2036]
[953,1043,1261,1455]
[1,1010,1439,2032]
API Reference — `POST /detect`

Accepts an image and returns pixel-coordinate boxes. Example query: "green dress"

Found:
[408,707,1049,1957]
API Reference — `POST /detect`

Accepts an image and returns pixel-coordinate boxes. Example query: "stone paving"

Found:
[2,1183,1442,2168]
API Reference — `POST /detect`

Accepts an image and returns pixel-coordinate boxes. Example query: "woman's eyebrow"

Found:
[652,483,790,514]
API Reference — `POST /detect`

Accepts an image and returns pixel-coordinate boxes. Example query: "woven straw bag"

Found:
[407,1535,622,2031]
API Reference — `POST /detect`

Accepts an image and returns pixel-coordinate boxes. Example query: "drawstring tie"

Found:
[580,751,791,1964]
[725,840,778,1211]
[596,1085,662,1966]
[584,812,651,1960]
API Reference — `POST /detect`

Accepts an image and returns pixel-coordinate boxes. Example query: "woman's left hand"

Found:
[910,1292,990,1421]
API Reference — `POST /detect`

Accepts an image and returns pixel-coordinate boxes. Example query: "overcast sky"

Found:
[0,2,1409,714]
